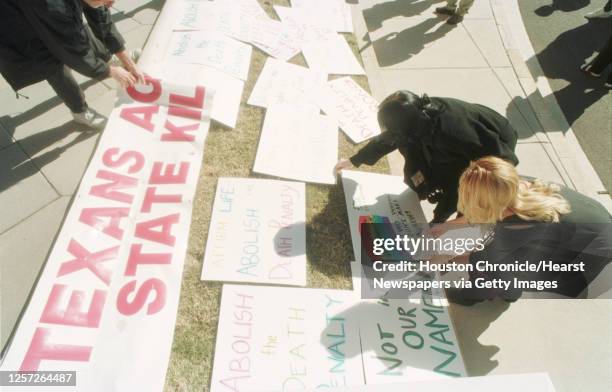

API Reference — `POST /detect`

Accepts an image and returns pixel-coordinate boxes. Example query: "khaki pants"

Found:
[445,0,475,15]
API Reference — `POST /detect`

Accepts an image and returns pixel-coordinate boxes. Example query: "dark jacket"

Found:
[350,96,519,222]
[469,184,612,299]
[0,0,125,91]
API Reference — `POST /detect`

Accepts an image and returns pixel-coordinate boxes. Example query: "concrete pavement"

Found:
[350,1,611,391]
[0,0,162,352]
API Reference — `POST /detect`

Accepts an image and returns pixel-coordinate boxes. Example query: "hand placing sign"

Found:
[334,158,354,174]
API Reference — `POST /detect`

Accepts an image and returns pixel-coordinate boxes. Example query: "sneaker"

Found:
[446,13,464,24]
[580,63,602,77]
[435,6,456,16]
[605,82,612,88]
[109,49,142,66]
[585,9,612,19]
[72,108,107,129]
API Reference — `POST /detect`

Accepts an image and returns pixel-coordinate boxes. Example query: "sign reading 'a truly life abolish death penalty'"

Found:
[0,78,214,392]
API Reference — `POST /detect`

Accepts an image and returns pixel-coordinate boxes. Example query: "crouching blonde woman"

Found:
[439,156,612,305]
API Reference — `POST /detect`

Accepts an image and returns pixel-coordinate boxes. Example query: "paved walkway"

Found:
[0,0,163,351]
[350,1,611,391]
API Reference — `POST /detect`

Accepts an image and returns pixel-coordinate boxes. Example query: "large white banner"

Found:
[166,31,252,81]
[319,77,381,144]
[201,178,307,286]
[290,0,353,33]
[294,373,557,391]
[0,78,215,391]
[248,58,327,108]
[340,170,426,264]
[211,284,365,391]
[253,105,338,185]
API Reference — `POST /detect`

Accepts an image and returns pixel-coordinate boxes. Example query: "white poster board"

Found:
[211,285,365,391]
[248,58,327,108]
[340,170,426,264]
[302,34,365,76]
[201,178,307,286]
[173,1,253,43]
[249,17,302,62]
[293,373,557,392]
[319,77,381,144]
[349,262,467,384]
[167,31,252,81]
[290,0,353,33]
[253,105,338,185]
[0,78,214,391]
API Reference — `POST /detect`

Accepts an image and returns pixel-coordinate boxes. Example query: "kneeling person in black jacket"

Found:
[335,90,519,223]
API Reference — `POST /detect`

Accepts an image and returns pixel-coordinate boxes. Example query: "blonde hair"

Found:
[458,156,571,224]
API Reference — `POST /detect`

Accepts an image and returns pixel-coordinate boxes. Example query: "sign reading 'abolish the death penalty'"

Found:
[211,285,365,391]
[201,178,307,286]
[0,78,214,392]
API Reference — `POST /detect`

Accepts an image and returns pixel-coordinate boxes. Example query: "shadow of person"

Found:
[363,0,446,32]
[109,0,164,24]
[525,19,609,131]
[372,18,456,67]
[534,0,591,17]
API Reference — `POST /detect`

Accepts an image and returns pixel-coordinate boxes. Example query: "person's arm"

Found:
[82,3,125,55]
[350,132,397,166]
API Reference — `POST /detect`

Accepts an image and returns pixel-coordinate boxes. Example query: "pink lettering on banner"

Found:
[169,86,205,108]
[57,240,119,286]
[79,207,130,240]
[20,328,92,371]
[120,106,160,132]
[135,213,180,246]
[89,170,138,204]
[116,278,166,316]
[102,148,145,174]
[124,244,171,276]
[162,120,199,142]
[141,187,182,213]
[126,76,162,103]
[40,284,106,328]
[150,162,190,184]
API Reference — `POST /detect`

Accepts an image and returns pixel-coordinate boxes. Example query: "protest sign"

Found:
[294,373,557,391]
[173,1,253,43]
[253,105,338,185]
[341,170,426,264]
[211,284,365,391]
[201,178,307,286]
[349,262,466,383]
[0,78,214,391]
[248,58,327,108]
[302,34,365,76]
[290,0,353,33]
[166,31,252,81]
[319,77,381,144]
[249,17,302,61]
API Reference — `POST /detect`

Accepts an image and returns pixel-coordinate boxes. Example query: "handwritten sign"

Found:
[349,262,467,384]
[211,284,365,391]
[296,373,557,391]
[166,31,252,81]
[253,104,338,185]
[173,1,253,43]
[249,16,302,61]
[201,178,307,286]
[0,78,215,391]
[248,58,327,108]
[302,34,365,76]
[319,77,381,143]
[341,170,426,264]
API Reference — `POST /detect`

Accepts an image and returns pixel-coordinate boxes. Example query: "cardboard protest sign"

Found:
[341,170,426,264]
[211,285,365,391]
[248,58,327,108]
[201,178,307,286]
[166,31,252,81]
[290,0,354,33]
[318,77,381,144]
[249,17,302,61]
[295,373,557,391]
[253,105,338,185]
[302,34,365,76]
[349,262,467,383]
[0,78,214,391]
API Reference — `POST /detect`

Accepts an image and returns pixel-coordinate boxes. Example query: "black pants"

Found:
[590,34,612,82]
[46,65,87,113]
[605,0,611,12]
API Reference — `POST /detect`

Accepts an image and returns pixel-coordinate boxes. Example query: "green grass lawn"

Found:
[164,2,390,390]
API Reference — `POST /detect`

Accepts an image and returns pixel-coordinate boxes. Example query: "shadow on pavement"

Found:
[110,0,164,24]
[534,0,591,17]
[363,0,445,31]
[525,19,610,131]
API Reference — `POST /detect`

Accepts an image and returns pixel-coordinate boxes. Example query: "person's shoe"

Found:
[585,9,612,19]
[72,108,107,129]
[435,6,456,16]
[446,13,464,24]
[605,81,612,89]
[580,63,602,78]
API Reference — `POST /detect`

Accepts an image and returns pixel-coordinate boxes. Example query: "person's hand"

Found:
[334,158,353,174]
[109,65,136,88]
[127,64,146,85]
